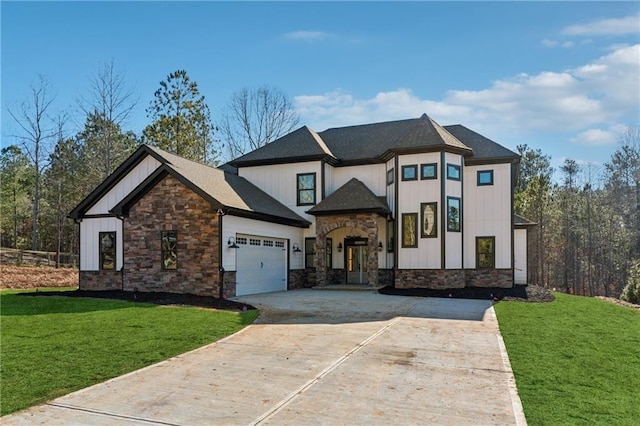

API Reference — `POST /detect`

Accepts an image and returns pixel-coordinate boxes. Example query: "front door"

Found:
[345,239,368,284]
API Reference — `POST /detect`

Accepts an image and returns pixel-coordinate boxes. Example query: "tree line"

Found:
[1,61,300,255]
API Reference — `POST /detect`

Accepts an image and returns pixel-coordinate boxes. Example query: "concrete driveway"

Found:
[2,289,526,425]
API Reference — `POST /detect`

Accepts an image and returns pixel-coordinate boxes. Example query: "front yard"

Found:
[495,292,640,425]
[0,289,258,416]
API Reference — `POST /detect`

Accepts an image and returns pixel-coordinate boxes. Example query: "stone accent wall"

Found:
[395,268,513,289]
[377,269,394,288]
[289,269,315,290]
[123,174,220,296]
[327,268,345,284]
[316,213,380,287]
[222,271,236,298]
[79,270,122,291]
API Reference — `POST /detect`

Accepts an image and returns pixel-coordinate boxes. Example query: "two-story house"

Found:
[70,114,533,297]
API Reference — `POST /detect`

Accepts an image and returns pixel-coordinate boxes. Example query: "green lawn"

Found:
[0,289,258,416]
[495,292,640,425]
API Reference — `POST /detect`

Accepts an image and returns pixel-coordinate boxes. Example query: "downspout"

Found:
[217,209,224,299]
[117,216,124,291]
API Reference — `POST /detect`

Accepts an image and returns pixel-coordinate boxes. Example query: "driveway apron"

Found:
[2,290,526,425]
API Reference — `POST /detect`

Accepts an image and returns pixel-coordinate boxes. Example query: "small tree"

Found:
[620,260,640,304]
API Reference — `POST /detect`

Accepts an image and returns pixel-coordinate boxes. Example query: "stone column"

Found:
[366,214,379,287]
[315,218,327,287]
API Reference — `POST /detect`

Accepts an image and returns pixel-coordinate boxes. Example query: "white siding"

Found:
[80,217,123,270]
[87,156,161,215]
[397,153,442,269]
[386,158,395,214]
[329,164,386,196]
[222,215,305,272]
[444,153,463,269]
[514,229,527,284]
[463,163,512,269]
[239,162,322,222]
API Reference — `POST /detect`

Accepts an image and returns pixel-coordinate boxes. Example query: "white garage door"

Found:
[235,235,288,296]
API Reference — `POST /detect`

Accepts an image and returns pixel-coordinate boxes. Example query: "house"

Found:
[69,114,533,297]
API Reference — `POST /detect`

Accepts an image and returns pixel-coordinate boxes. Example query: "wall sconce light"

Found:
[378,241,383,252]
[337,242,343,253]
[292,243,302,253]
[227,237,239,249]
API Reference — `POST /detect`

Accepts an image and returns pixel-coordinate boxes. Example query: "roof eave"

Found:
[306,207,390,217]
[230,154,336,168]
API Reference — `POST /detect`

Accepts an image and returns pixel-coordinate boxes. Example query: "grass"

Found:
[495,292,640,425]
[0,289,258,416]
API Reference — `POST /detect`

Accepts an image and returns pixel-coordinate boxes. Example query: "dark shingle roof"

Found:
[307,178,390,216]
[444,125,519,162]
[514,214,537,227]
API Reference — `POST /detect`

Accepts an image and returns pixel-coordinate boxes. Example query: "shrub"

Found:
[621,259,640,304]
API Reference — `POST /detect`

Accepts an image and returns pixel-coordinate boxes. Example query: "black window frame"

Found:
[401,165,418,181]
[446,163,461,181]
[476,236,496,269]
[420,202,438,238]
[477,170,494,186]
[420,163,438,180]
[447,197,462,232]
[297,172,316,206]
[99,231,116,270]
[401,213,418,248]
[161,230,178,270]
[387,220,395,253]
[305,237,332,268]
[386,168,395,185]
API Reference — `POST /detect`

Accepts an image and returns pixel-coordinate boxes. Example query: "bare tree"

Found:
[7,75,56,250]
[220,85,300,159]
[77,59,138,176]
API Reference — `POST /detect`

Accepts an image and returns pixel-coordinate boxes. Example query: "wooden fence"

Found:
[0,247,78,268]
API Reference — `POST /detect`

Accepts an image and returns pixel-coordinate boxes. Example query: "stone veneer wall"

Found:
[289,268,315,290]
[79,270,122,291]
[378,269,394,287]
[123,174,221,296]
[395,269,512,289]
[222,271,236,298]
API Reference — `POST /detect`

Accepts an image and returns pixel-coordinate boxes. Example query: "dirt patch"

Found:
[17,289,255,312]
[379,284,554,303]
[1,265,78,289]
[596,296,640,310]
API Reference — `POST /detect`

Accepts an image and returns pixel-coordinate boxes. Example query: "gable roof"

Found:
[70,145,310,228]
[230,114,516,167]
[306,178,390,217]
[514,214,537,227]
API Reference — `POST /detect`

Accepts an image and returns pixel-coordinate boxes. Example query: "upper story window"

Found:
[421,163,437,180]
[161,231,177,270]
[477,170,494,186]
[446,164,461,181]
[297,173,316,205]
[99,232,116,270]
[387,168,395,185]
[447,197,461,232]
[476,236,495,268]
[401,165,418,181]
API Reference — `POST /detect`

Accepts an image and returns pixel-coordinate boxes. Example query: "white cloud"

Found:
[541,39,575,48]
[282,31,333,42]
[562,15,640,36]
[294,44,639,142]
[570,124,629,146]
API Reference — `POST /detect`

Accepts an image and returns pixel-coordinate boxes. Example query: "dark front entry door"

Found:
[345,238,368,284]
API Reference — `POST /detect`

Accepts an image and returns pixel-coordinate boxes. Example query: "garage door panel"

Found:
[236,235,287,296]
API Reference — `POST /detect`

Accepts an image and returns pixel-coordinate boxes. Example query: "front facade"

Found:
[71,114,531,297]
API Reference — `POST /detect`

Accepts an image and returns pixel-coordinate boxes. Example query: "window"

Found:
[305,238,332,268]
[476,237,495,268]
[402,213,418,248]
[446,163,461,181]
[275,241,284,248]
[387,220,395,253]
[447,197,461,232]
[420,202,437,238]
[249,238,261,246]
[236,237,247,245]
[161,231,177,270]
[297,173,316,205]
[401,165,418,181]
[387,168,395,185]
[477,170,494,186]
[421,163,437,180]
[99,232,116,270]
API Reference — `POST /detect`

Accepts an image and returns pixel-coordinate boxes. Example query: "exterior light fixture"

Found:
[227,237,239,249]
[337,242,343,252]
[378,241,383,252]
[292,243,302,253]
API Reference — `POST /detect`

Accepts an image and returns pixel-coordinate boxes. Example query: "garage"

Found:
[235,234,288,296]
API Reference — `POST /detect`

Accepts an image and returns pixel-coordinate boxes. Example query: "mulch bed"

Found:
[379,284,555,303]
[18,290,256,312]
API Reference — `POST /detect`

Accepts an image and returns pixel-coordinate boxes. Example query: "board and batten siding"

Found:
[329,164,386,196]
[86,155,161,215]
[80,217,123,270]
[222,215,305,272]
[514,228,528,284]
[444,152,463,269]
[462,162,512,269]
[239,162,322,223]
[397,152,442,269]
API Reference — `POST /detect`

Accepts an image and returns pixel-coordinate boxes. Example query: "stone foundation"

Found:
[326,268,345,284]
[289,268,316,290]
[395,269,513,289]
[378,269,394,287]
[79,270,122,291]
[222,271,236,298]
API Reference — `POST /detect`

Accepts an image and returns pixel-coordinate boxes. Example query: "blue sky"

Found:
[2,1,639,176]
